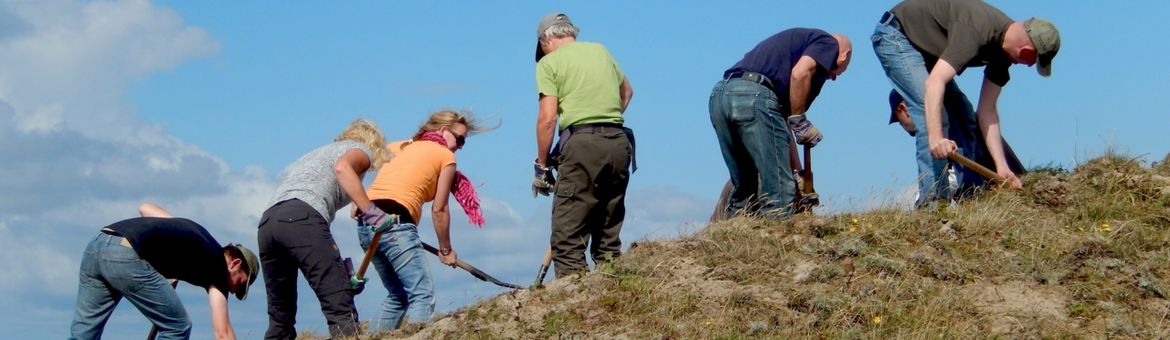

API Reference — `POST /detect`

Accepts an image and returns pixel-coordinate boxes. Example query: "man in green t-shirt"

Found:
[531,12,634,278]
[873,0,1060,208]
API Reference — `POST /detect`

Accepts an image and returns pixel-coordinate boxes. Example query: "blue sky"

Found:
[1,0,1167,338]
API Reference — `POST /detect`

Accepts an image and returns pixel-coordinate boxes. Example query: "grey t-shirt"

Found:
[892,0,1014,86]
[270,140,372,223]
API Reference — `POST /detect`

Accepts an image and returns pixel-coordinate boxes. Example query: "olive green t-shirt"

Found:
[535,41,626,130]
[892,0,1014,86]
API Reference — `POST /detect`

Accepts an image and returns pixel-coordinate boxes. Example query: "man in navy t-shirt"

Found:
[709,28,851,220]
[69,203,259,340]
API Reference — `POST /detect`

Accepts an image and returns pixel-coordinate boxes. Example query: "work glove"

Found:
[357,203,391,229]
[344,258,365,294]
[532,161,556,197]
[787,114,823,147]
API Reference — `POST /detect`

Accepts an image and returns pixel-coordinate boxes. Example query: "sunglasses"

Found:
[450,131,466,149]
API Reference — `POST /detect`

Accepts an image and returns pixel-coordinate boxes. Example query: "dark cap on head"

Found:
[1023,17,1060,77]
[888,90,903,124]
[535,12,572,62]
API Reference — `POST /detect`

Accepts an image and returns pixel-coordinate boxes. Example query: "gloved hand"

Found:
[344,258,366,294]
[787,114,823,147]
[357,203,390,229]
[532,161,556,197]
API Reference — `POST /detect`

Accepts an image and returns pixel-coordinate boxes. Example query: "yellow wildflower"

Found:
[872,315,882,324]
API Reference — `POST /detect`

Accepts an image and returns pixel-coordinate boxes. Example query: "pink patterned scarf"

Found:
[416,132,485,227]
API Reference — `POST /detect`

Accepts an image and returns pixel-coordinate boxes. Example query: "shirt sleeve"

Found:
[535,61,559,97]
[938,28,982,77]
[802,34,839,72]
[606,47,625,82]
[348,141,373,164]
[984,63,1011,87]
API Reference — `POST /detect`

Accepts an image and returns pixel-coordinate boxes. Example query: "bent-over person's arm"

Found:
[788,55,819,116]
[207,286,236,340]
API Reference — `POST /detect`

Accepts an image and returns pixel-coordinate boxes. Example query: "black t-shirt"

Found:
[107,217,230,297]
[724,28,838,114]
[892,0,1014,86]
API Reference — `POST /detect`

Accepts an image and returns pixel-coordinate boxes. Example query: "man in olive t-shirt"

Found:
[531,12,635,278]
[873,0,1061,208]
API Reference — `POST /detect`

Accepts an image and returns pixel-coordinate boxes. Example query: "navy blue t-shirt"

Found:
[724,28,839,113]
[107,217,230,297]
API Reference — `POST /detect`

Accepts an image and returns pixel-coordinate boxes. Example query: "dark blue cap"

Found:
[888,90,903,124]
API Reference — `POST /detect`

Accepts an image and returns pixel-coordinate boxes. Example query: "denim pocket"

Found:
[727,92,759,124]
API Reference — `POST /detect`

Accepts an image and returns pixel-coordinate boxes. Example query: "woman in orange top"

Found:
[358,109,491,331]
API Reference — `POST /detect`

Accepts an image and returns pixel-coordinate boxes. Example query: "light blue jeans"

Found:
[709,78,796,219]
[872,20,983,208]
[70,232,191,340]
[356,223,434,331]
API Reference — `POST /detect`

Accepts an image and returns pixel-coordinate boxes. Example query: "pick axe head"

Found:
[532,247,553,289]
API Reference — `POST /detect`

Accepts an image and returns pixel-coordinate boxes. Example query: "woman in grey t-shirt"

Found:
[256,119,391,339]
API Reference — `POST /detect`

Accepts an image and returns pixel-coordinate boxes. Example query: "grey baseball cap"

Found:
[1023,17,1060,77]
[535,12,572,62]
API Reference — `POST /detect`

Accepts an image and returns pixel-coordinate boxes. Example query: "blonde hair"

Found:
[334,118,392,169]
[409,109,497,142]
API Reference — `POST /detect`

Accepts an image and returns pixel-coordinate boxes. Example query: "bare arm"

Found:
[207,287,236,340]
[535,95,559,166]
[925,60,959,158]
[334,148,373,212]
[138,203,173,218]
[975,77,1022,188]
[788,55,819,116]
[432,164,457,265]
[619,77,633,114]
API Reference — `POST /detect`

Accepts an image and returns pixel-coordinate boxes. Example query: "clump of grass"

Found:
[309,153,1170,339]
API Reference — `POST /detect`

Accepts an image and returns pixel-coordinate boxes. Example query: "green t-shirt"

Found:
[535,41,626,130]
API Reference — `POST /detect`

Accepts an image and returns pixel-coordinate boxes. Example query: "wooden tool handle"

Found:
[356,230,383,279]
[949,153,1004,184]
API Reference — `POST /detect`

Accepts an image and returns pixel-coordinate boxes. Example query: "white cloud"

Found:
[0,0,218,140]
[0,1,257,338]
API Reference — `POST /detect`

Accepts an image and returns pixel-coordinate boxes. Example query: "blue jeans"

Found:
[872,20,984,207]
[709,78,795,219]
[356,223,434,331]
[70,232,191,340]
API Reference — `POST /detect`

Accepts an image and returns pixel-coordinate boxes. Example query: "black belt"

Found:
[555,123,637,173]
[724,71,775,91]
[880,11,902,31]
[371,199,415,225]
[566,123,624,135]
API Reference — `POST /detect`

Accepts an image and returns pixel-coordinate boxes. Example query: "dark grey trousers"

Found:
[551,127,632,278]
[258,199,358,339]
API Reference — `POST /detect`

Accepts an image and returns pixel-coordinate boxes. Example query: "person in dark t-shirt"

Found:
[709,28,852,220]
[873,0,1061,208]
[69,203,259,340]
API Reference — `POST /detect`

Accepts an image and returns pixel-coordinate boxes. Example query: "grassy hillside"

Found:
[365,153,1170,339]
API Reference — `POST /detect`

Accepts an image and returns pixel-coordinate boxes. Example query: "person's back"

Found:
[725,28,839,113]
[367,140,456,224]
[536,41,625,129]
[270,139,372,222]
[891,0,1014,84]
[108,217,230,292]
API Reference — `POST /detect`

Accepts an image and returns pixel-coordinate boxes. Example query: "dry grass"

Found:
[317,153,1170,339]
